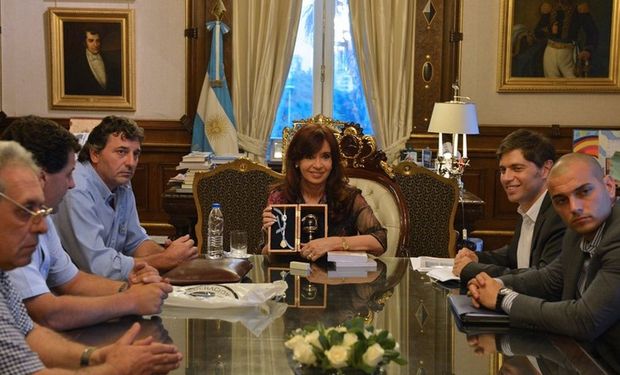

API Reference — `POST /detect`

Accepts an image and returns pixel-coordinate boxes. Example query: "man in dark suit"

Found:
[65,28,121,96]
[467,153,620,373]
[454,129,565,281]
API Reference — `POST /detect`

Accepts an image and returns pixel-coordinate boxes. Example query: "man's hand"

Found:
[452,249,478,276]
[128,261,162,286]
[125,282,173,315]
[91,322,182,375]
[163,235,198,266]
[467,272,501,309]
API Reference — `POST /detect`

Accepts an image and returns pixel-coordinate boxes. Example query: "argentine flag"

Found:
[192,20,238,154]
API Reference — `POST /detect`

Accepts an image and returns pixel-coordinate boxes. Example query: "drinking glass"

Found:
[230,230,248,258]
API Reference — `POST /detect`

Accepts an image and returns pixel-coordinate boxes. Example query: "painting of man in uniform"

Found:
[510,0,612,78]
[63,21,123,96]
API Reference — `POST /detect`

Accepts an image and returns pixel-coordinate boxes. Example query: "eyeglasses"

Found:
[0,192,53,224]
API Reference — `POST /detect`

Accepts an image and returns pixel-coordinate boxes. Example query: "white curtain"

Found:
[350,0,416,162]
[232,0,303,161]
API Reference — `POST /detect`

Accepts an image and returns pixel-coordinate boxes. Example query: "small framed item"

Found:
[421,148,433,169]
[269,139,283,161]
[268,204,297,252]
[268,204,328,253]
[299,204,327,245]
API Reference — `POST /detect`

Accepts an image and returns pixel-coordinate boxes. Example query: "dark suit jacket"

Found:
[65,50,121,96]
[500,204,620,373]
[460,193,565,282]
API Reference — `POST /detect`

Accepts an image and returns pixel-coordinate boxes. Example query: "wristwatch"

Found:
[495,287,512,312]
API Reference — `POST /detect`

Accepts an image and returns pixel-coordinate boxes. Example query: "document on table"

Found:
[410,256,459,282]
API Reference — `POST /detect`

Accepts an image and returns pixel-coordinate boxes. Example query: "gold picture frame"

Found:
[497,0,620,92]
[49,8,135,110]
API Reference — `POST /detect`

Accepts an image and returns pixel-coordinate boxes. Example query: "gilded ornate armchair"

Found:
[193,158,283,254]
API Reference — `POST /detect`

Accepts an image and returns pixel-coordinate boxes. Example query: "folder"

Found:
[448,294,510,325]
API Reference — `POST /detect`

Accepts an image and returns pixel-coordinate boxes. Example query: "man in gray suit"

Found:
[454,129,565,281]
[467,153,619,372]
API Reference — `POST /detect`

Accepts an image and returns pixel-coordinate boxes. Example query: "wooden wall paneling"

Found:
[185,0,208,118]
[412,0,461,133]
[133,165,149,210]
[137,121,191,218]
[413,0,443,133]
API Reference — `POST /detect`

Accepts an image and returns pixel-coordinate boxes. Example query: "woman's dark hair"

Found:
[275,124,352,222]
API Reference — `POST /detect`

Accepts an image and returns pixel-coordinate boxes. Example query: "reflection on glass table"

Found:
[62,256,609,375]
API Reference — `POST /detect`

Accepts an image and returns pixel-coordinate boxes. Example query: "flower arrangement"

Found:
[285,317,406,374]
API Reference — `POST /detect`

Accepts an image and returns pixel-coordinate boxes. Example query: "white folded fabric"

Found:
[164,280,288,309]
[161,281,289,336]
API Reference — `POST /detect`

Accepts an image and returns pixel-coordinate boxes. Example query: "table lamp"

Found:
[427,87,479,190]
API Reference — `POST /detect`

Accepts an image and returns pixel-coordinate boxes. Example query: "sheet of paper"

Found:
[410,256,454,272]
[426,267,459,282]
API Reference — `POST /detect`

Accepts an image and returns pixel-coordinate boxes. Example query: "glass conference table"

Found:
[63,256,610,374]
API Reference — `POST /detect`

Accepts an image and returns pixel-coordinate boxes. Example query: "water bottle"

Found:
[207,203,224,259]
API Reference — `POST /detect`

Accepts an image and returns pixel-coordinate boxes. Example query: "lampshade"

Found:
[428,102,479,135]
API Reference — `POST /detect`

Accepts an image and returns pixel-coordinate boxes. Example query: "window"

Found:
[269,0,372,146]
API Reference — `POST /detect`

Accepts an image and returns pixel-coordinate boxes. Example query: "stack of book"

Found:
[327,251,377,278]
[176,151,212,171]
[210,153,245,166]
[173,152,212,192]
[170,152,247,192]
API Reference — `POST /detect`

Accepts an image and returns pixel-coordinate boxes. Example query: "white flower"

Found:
[304,330,322,349]
[335,326,347,333]
[293,342,317,365]
[285,335,305,350]
[342,332,358,348]
[325,345,349,368]
[363,329,372,339]
[362,343,385,367]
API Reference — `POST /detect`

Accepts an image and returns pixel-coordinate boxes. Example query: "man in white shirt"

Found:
[453,129,565,281]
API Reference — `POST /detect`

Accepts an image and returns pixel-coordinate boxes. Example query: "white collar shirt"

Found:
[516,190,547,268]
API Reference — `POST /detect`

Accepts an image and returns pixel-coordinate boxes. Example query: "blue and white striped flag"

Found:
[192,20,238,154]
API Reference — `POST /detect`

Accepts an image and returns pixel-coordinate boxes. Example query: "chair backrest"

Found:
[282,115,408,256]
[394,161,459,258]
[193,158,283,254]
[339,123,407,257]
